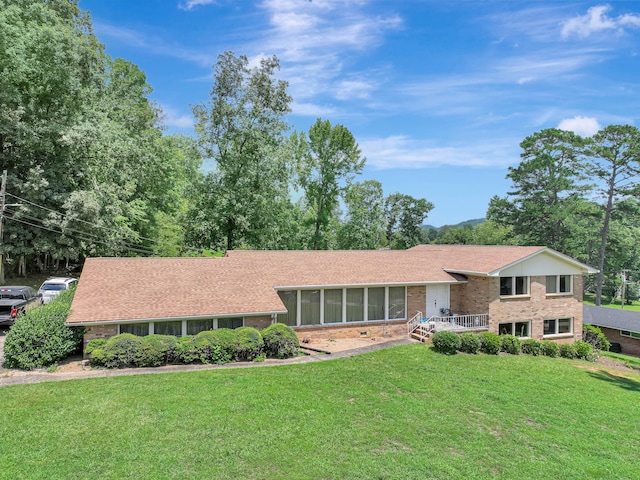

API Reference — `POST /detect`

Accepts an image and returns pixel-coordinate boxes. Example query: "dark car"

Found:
[0,286,38,325]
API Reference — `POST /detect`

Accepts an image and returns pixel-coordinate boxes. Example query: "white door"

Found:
[426,284,449,318]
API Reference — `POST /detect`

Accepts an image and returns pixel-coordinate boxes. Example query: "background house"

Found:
[583,305,640,356]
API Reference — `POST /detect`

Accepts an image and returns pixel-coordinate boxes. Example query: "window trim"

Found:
[620,330,640,339]
[546,275,573,296]
[499,276,530,298]
[498,320,531,338]
[543,317,574,337]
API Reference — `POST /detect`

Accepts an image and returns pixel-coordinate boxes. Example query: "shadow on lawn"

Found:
[587,370,640,393]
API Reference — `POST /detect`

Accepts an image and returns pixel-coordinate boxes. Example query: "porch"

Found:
[407,311,489,343]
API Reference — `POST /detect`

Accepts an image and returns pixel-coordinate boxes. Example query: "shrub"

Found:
[262,323,300,359]
[501,335,521,355]
[85,338,107,357]
[135,335,176,367]
[194,330,233,364]
[478,332,501,355]
[4,289,83,370]
[459,332,481,354]
[559,343,577,359]
[172,336,200,364]
[582,325,610,351]
[89,333,142,368]
[431,331,461,355]
[540,340,559,358]
[234,326,264,361]
[521,339,541,356]
[574,341,595,361]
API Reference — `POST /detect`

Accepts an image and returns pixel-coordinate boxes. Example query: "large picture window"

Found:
[544,318,573,336]
[218,317,243,329]
[120,323,149,336]
[301,290,321,325]
[277,290,297,326]
[500,276,529,296]
[346,288,364,322]
[546,275,572,294]
[187,319,213,335]
[498,321,530,337]
[389,287,406,319]
[324,289,342,324]
[367,287,385,321]
[154,321,182,336]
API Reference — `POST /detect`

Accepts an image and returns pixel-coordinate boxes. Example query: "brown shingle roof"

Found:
[67,245,558,325]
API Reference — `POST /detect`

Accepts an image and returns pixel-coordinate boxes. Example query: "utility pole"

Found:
[0,170,6,284]
[621,269,630,310]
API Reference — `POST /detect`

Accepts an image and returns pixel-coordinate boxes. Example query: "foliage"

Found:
[500,334,521,355]
[294,118,365,250]
[136,335,177,367]
[573,341,595,361]
[521,339,541,356]
[478,331,501,355]
[190,52,292,251]
[559,343,578,359]
[262,322,300,359]
[540,340,560,358]
[194,330,234,364]
[385,193,434,249]
[85,338,106,357]
[337,180,386,249]
[459,332,481,354]
[3,289,82,370]
[234,326,264,361]
[582,324,611,351]
[88,333,142,368]
[431,330,461,355]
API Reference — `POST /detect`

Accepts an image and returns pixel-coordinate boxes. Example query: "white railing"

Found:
[406,311,423,335]
[429,313,489,331]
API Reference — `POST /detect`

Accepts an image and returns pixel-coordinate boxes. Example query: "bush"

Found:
[574,341,595,361]
[262,323,300,359]
[135,335,177,367]
[500,335,521,355]
[478,332,501,355]
[3,289,83,370]
[583,325,610,352]
[85,338,106,357]
[540,340,559,358]
[234,326,264,361]
[89,333,142,368]
[431,331,461,355]
[521,339,541,356]
[194,330,233,364]
[459,332,481,354]
[172,336,200,364]
[559,343,578,359]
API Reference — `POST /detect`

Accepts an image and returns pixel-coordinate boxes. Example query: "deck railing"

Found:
[430,313,489,331]
[406,311,423,335]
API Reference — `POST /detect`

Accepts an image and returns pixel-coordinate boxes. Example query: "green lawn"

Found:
[583,292,640,311]
[1,345,640,479]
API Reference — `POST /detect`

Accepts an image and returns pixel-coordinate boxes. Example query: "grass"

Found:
[1,345,640,479]
[583,292,640,311]
[601,350,640,369]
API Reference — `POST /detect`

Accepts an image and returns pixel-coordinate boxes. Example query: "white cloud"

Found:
[179,0,218,11]
[557,116,601,137]
[561,5,640,39]
[160,105,194,129]
[360,136,516,169]
[291,102,337,117]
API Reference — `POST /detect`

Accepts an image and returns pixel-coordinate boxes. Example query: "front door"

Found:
[426,284,449,318]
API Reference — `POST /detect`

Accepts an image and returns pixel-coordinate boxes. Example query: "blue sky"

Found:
[79,0,640,226]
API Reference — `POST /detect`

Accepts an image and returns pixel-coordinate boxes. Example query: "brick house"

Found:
[583,305,640,356]
[66,245,597,350]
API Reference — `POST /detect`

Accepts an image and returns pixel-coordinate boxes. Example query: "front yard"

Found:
[1,344,639,479]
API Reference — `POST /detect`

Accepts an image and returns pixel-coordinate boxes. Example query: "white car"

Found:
[37,277,78,304]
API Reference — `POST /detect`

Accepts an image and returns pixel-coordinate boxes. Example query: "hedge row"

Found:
[87,322,300,369]
[431,330,597,361]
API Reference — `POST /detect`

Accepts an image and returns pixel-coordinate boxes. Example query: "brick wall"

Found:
[487,274,583,341]
[599,327,640,357]
[294,319,406,341]
[407,285,426,319]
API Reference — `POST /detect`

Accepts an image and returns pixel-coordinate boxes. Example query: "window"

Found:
[324,289,342,324]
[621,330,640,339]
[500,276,528,296]
[218,317,243,329]
[300,290,321,325]
[155,321,182,336]
[389,287,406,319]
[498,321,530,337]
[187,319,213,335]
[120,323,149,336]
[546,275,572,294]
[277,290,297,326]
[346,288,364,322]
[544,318,573,336]
[368,287,385,321]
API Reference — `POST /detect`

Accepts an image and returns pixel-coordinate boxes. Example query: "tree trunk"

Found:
[595,181,616,306]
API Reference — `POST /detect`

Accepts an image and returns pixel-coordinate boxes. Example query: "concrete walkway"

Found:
[0,337,413,387]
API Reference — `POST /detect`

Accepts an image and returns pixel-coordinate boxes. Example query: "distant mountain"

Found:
[423,218,485,231]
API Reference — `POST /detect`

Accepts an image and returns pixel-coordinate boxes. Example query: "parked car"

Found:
[37,277,78,304]
[0,286,39,325]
